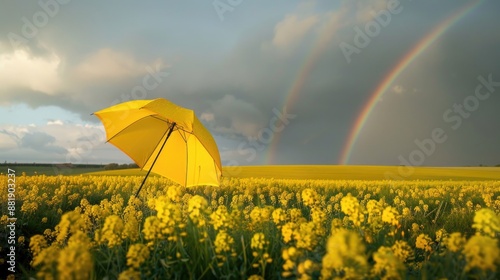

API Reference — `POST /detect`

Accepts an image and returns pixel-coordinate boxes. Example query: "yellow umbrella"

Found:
[93,98,222,195]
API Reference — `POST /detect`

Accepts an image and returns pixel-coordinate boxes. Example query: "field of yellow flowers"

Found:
[1,174,499,279]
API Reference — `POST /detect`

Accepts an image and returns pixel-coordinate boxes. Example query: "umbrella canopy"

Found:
[94,98,222,189]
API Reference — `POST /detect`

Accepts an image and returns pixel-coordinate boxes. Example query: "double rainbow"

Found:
[265,1,483,165]
[266,11,342,164]
[339,0,483,164]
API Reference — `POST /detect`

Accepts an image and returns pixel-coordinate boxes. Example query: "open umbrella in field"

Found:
[93,98,222,196]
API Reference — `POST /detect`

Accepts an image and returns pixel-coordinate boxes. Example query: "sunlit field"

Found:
[1,167,499,279]
[88,165,500,181]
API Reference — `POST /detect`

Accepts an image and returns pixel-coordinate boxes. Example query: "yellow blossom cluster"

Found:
[416,233,433,253]
[321,229,368,279]
[126,243,150,269]
[1,174,499,279]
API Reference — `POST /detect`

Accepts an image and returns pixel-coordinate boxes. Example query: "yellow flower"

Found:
[166,185,184,202]
[435,228,447,243]
[57,231,93,280]
[214,230,236,265]
[295,222,318,251]
[282,222,297,244]
[118,268,141,280]
[297,259,318,280]
[272,208,287,227]
[382,206,400,227]
[153,196,184,239]
[288,208,304,223]
[41,217,48,223]
[371,246,405,279]
[411,223,420,233]
[214,230,235,254]
[142,216,162,242]
[340,194,365,226]
[29,235,48,258]
[311,207,327,226]
[95,215,124,247]
[340,194,358,216]
[250,232,272,269]
[282,246,299,275]
[472,208,500,237]
[321,229,368,279]
[415,234,433,253]
[391,240,414,263]
[330,218,343,235]
[122,215,140,242]
[366,199,384,217]
[251,232,269,251]
[466,200,473,209]
[463,235,499,272]
[0,215,9,226]
[444,232,466,253]
[126,243,150,269]
[247,275,264,280]
[188,195,209,226]
[31,244,59,278]
[302,188,319,207]
[250,206,273,226]
[402,207,411,217]
[210,205,233,230]
[55,210,87,244]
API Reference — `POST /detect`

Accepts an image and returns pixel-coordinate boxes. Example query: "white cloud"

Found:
[47,119,64,125]
[0,49,61,94]
[0,133,17,149]
[0,122,127,164]
[264,2,346,56]
[72,48,166,82]
[271,14,320,50]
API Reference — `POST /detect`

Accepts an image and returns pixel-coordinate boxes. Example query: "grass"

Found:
[86,165,500,181]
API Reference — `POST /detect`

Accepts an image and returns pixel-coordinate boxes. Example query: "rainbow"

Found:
[339,0,483,164]
[266,11,342,164]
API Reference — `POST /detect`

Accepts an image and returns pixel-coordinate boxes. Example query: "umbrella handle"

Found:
[135,122,176,197]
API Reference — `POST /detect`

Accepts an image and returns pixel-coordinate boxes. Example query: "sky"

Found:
[0,0,499,167]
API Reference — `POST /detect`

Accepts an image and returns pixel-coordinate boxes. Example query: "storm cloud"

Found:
[1,0,499,166]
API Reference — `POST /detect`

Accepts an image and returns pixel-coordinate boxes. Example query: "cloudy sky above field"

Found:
[0,0,499,166]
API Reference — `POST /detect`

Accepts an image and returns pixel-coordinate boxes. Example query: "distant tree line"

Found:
[104,163,139,170]
[1,162,105,168]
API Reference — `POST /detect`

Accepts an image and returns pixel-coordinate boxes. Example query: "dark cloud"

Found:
[1,0,499,166]
[20,131,67,154]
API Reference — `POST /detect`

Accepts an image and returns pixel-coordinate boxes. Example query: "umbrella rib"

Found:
[150,115,169,123]
[149,115,193,136]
